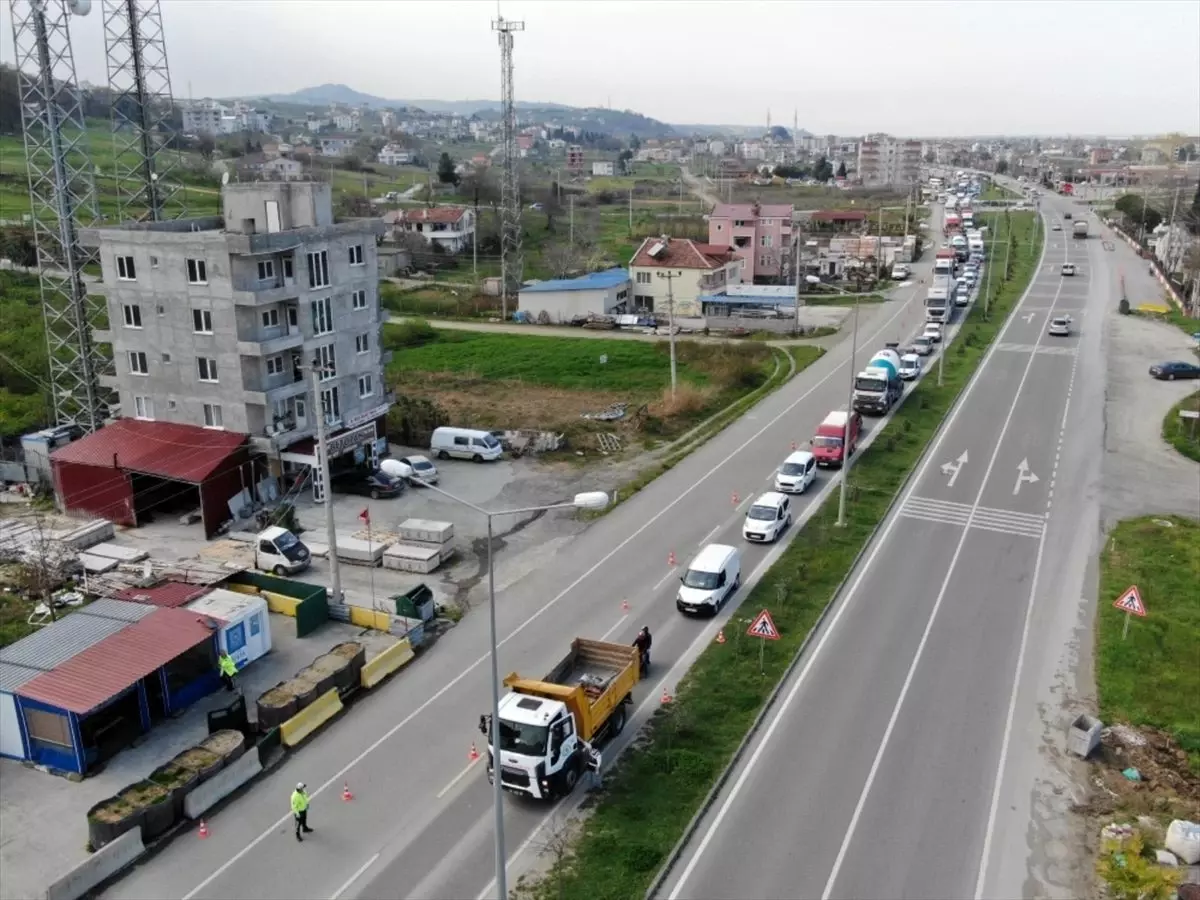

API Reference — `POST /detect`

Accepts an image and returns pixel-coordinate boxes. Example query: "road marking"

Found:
[437,757,482,800]
[599,614,629,642]
[940,451,968,487]
[179,280,925,900]
[330,852,379,900]
[653,568,678,591]
[666,216,1054,900]
[899,496,1046,540]
[1012,458,1039,495]
[700,524,721,545]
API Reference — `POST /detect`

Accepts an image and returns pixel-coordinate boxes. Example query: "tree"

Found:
[0,227,37,268]
[10,515,78,623]
[1097,832,1179,900]
[812,156,834,182]
[629,133,641,153]
[542,242,585,278]
[196,134,216,163]
[436,152,459,186]
[836,160,847,178]
[995,159,1009,175]
[1114,193,1163,234]
[1185,179,1200,236]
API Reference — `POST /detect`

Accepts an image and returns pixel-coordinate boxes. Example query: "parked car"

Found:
[330,469,405,499]
[381,455,439,485]
[1149,360,1200,380]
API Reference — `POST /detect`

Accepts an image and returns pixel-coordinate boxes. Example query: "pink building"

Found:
[707,202,793,283]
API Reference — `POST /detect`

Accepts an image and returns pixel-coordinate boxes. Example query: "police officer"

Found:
[291,782,314,841]
[217,650,238,692]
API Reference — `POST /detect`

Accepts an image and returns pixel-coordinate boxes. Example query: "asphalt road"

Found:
[102,238,941,897]
[657,198,1113,900]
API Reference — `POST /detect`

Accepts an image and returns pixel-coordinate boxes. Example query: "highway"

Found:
[103,236,940,897]
[657,195,1113,900]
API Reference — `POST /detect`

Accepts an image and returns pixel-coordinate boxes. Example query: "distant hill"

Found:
[249,83,677,138]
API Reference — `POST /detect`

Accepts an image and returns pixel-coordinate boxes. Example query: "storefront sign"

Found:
[346,402,392,430]
[326,422,377,459]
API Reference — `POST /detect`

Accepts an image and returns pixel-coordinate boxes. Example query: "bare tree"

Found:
[511,813,579,900]
[10,514,77,623]
[542,243,586,278]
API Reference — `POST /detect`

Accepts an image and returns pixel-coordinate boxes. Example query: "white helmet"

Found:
[296,782,305,791]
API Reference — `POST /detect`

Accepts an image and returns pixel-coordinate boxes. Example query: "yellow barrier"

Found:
[348,605,391,632]
[279,688,343,748]
[360,638,415,689]
[224,582,300,616]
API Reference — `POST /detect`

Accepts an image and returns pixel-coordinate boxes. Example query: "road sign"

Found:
[747,609,780,641]
[1113,585,1147,617]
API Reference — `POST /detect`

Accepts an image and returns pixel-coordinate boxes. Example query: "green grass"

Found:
[1096,516,1200,768]
[518,210,1042,900]
[1161,390,1200,462]
[0,591,38,649]
[981,182,1019,202]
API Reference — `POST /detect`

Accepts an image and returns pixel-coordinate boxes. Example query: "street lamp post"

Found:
[412,479,609,900]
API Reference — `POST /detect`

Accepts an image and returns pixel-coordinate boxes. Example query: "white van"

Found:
[255,526,311,576]
[430,427,503,462]
[676,544,741,616]
[743,492,792,543]
[774,450,817,494]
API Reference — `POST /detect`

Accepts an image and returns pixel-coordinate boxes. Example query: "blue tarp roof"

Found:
[520,268,630,293]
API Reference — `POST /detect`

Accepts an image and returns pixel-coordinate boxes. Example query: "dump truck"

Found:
[480,638,638,800]
[1073,220,1089,239]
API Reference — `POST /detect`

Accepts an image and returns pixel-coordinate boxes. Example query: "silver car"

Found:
[1048,316,1072,336]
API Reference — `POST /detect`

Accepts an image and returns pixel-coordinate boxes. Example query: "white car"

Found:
[380,454,440,485]
[1052,223,1062,231]
[911,335,935,356]
[742,492,792,543]
[923,322,944,343]
[1061,263,1076,276]
[774,451,817,494]
[898,353,922,381]
[1048,316,1072,337]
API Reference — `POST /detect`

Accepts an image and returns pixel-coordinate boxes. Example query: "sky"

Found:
[2,0,1198,137]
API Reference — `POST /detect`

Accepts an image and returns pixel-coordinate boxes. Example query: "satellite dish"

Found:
[221,171,230,186]
[67,0,92,16]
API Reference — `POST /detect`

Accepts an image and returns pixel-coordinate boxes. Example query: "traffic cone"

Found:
[790,440,797,451]
[660,688,672,704]
[716,629,725,644]
[731,491,739,506]
[621,598,630,613]
[668,550,676,567]
[469,742,480,762]
[342,782,353,802]
[198,819,209,839]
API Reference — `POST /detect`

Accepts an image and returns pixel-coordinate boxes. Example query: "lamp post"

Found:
[413,479,609,900]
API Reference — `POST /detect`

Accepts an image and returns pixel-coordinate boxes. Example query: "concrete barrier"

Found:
[182,749,263,819]
[44,828,144,900]
[280,688,343,748]
[360,638,415,689]
[348,605,391,631]
[223,582,300,616]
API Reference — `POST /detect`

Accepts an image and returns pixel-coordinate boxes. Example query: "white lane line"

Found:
[180,283,924,900]
[822,217,1068,900]
[329,852,379,900]
[653,568,678,591]
[437,758,482,800]
[700,524,721,545]
[600,614,629,642]
[668,214,1053,900]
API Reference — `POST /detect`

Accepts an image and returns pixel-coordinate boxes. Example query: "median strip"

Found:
[513,210,1043,900]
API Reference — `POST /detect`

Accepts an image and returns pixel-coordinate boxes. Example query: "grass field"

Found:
[1096,515,1200,768]
[516,209,1042,900]
[1162,390,1200,462]
[0,271,52,436]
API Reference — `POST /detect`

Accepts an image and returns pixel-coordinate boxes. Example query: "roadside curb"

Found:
[643,209,1049,899]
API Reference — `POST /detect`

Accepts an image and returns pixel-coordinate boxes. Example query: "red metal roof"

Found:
[113,581,209,609]
[17,608,216,714]
[629,236,743,270]
[50,419,247,483]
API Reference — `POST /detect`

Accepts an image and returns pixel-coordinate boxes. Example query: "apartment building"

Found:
[856,133,922,188]
[628,236,744,317]
[182,101,225,135]
[81,182,389,491]
[707,202,794,283]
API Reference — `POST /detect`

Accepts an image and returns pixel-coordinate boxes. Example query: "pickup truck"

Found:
[481,638,637,800]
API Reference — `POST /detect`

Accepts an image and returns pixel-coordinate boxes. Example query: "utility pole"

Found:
[494,14,525,329]
[310,364,342,609]
[792,220,804,335]
[628,186,633,232]
[569,195,574,246]
[836,297,861,528]
[656,271,679,396]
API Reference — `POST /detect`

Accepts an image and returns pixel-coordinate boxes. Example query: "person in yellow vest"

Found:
[291,782,313,842]
[217,650,238,692]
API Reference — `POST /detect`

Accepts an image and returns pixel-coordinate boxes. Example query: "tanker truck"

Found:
[852,348,903,415]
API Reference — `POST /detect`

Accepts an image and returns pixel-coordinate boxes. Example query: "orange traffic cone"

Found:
[661,688,672,704]
[198,819,209,839]
[342,782,353,802]
[668,550,676,567]
[731,491,739,505]
[621,598,630,613]
[791,440,797,451]
[716,629,726,644]
[469,742,480,762]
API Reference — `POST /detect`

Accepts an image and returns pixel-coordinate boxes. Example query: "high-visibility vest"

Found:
[291,790,308,815]
[219,654,237,677]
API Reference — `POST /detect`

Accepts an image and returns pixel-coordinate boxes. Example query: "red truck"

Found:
[811,409,861,468]
[934,248,957,278]
[944,213,961,234]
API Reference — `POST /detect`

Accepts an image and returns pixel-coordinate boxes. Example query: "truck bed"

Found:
[544,639,633,698]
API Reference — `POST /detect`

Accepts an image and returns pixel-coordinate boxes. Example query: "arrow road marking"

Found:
[940,450,969,488]
[1012,458,1040,495]
[1022,312,1036,323]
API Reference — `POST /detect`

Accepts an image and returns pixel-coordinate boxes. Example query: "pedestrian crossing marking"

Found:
[900,495,1046,539]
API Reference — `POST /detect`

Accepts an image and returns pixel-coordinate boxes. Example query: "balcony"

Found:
[242,377,307,408]
[99,373,122,389]
[237,325,305,357]
[231,279,300,308]
[92,328,113,344]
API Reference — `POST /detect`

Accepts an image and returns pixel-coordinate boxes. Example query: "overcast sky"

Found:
[3,0,1198,136]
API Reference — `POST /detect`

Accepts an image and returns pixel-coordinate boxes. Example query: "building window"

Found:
[257,260,275,281]
[167,398,177,410]
[287,306,298,328]
[760,235,773,248]
[128,350,148,375]
[150,255,159,268]
[116,255,136,280]
[320,386,340,423]
[122,304,142,328]
[156,304,165,316]
[306,250,330,288]
[203,403,223,429]
[317,343,336,380]
[162,352,172,363]
[266,355,284,376]
[133,396,154,420]
[636,271,651,284]
[261,308,279,328]
[355,333,369,354]
[715,224,723,232]
[311,296,333,335]
[197,357,218,382]
[192,308,213,334]
[186,258,208,284]
[358,374,373,398]
[351,289,367,310]
[349,244,364,266]
[282,256,294,279]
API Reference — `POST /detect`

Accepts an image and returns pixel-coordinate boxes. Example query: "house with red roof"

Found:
[628,236,744,317]
[383,206,476,254]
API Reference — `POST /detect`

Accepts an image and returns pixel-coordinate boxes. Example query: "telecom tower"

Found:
[10,0,108,432]
[102,0,185,222]
[492,14,524,318]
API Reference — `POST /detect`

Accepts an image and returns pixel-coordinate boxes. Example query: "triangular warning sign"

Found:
[746,609,780,641]
[1112,585,1147,617]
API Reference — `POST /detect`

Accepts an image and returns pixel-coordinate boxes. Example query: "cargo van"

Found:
[811,409,861,468]
[255,526,311,576]
[430,427,503,462]
[676,544,741,615]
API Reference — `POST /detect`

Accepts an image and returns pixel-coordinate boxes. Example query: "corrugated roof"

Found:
[0,661,47,693]
[520,268,630,294]
[50,419,247,483]
[0,609,134,671]
[114,581,209,609]
[630,237,742,271]
[17,608,216,714]
[80,597,160,622]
